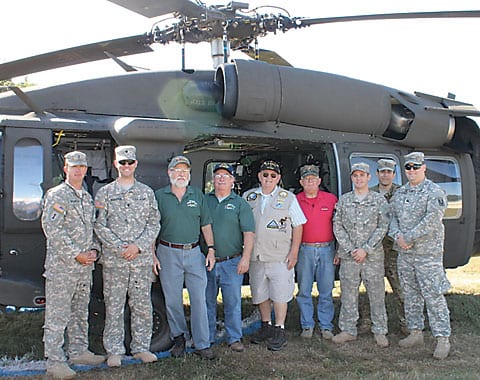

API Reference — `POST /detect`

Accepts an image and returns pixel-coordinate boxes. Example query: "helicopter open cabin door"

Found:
[0,126,51,308]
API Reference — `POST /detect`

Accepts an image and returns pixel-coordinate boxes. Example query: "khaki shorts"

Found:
[249,260,295,304]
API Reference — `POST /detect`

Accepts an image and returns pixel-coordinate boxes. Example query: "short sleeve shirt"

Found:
[155,185,212,244]
[205,191,255,258]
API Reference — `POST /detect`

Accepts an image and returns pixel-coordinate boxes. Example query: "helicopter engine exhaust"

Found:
[215,60,455,148]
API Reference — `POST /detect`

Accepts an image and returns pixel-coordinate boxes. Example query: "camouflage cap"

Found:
[115,145,137,161]
[168,155,191,169]
[350,162,370,174]
[213,163,235,175]
[260,160,281,174]
[377,158,396,172]
[300,164,320,178]
[64,151,87,166]
[404,151,424,165]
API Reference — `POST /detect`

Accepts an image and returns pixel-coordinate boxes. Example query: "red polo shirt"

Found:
[297,190,338,243]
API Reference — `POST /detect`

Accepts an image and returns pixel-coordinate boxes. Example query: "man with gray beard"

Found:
[154,155,216,360]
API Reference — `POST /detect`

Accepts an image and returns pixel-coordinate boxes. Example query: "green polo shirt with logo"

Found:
[205,191,255,258]
[155,185,212,244]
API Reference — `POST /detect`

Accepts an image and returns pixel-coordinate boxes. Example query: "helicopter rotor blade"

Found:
[0,34,152,81]
[296,10,480,27]
[107,0,225,20]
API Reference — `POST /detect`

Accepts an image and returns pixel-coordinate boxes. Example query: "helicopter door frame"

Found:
[0,126,51,308]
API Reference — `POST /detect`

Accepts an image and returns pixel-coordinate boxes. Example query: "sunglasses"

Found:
[119,159,136,166]
[404,163,422,171]
[262,172,278,179]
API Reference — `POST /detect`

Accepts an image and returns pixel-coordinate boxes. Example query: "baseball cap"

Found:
[350,162,370,174]
[404,152,424,165]
[168,155,191,169]
[260,160,281,174]
[213,163,235,175]
[377,159,396,172]
[300,164,320,178]
[64,151,87,166]
[115,145,137,161]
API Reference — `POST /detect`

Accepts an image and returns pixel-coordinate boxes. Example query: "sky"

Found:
[1,0,480,110]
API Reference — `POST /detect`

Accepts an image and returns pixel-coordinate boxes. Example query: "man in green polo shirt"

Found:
[204,163,255,353]
[153,155,216,360]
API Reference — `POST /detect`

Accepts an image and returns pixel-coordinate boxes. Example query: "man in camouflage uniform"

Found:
[41,151,105,380]
[359,158,406,334]
[332,162,390,348]
[390,152,451,360]
[95,146,160,367]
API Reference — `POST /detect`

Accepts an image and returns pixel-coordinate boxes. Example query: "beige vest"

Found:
[244,187,294,262]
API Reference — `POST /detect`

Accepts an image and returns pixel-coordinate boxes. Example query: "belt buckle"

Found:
[184,243,192,250]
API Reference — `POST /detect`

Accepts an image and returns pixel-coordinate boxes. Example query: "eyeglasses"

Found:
[170,168,190,174]
[119,159,136,166]
[404,163,422,171]
[214,173,232,179]
[262,172,278,179]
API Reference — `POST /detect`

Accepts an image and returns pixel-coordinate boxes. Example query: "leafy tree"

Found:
[0,78,34,93]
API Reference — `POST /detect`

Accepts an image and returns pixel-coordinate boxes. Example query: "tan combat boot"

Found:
[332,332,357,344]
[46,362,76,379]
[398,330,424,348]
[433,336,451,360]
[374,333,389,348]
[133,351,158,363]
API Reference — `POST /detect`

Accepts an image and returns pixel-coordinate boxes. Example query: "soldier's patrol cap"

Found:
[260,160,281,174]
[377,159,396,172]
[350,162,370,174]
[64,151,87,166]
[300,164,320,178]
[115,145,137,161]
[168,155,191,169]
[213,163,235,175]
[404,151,424,165]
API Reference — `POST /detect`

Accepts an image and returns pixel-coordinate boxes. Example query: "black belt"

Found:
[159,240,199,250]
[215,253,241,262]
[302,241,333,248]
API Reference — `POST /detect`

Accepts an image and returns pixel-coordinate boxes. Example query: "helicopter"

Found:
[1,0,480,352]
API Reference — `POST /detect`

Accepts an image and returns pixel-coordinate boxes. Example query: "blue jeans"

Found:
[157,245,210,350]
[296,243,335,330]
[206,255,244,345]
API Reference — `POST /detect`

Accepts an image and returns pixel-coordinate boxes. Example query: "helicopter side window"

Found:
[13,138,44,221]
[349,153,402,189]
[424,157,462,220]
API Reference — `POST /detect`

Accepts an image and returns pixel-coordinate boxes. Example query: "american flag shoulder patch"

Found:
[52,203,65,214]
[95,200,105,209]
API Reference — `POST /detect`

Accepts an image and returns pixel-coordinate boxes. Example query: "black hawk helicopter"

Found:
[1,0,480,351]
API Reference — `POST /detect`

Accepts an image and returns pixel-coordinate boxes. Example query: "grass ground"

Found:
[1,256,479,379]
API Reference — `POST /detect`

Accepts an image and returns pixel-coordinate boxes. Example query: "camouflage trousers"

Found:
[338,258,388,335]
[397,252,451,337]
[359,247,406,329]
[103,265,153,355]
[44,271,92,363]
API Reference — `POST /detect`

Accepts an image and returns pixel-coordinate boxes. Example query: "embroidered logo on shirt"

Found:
[225,203,236,210]
[187,200,198,207]
[246,192,258,201]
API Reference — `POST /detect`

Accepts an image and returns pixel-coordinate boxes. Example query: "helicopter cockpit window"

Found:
[13,138,44,221]
[424,157,462,220]
[349,153,402,189]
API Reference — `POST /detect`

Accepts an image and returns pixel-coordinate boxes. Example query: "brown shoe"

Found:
[332,332,357,344]
[398,330,424,348]
[374,334,389,348]
[106,354,122,367]
[433,337,450,360]
[133,351,157,363]
[46,362,76,379]
[229,341,245,352]
[194,347,216,360]
[69,351,105,366]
